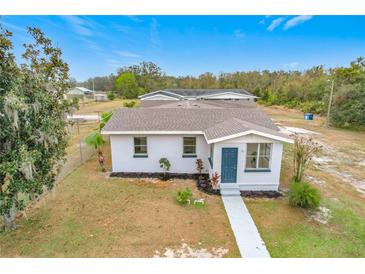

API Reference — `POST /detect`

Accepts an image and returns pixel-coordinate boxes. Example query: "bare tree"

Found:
[293,135,322,183]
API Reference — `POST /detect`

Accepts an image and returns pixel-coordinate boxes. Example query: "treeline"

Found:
[77,59,365,128]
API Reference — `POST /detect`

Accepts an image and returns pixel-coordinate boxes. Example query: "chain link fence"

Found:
[56,119,100,181]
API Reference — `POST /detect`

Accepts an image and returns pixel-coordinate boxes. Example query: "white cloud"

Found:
[284,62,300,69]
[127,16,143,23]
[2,21,27,33]
[76,37,101,51]
[115,51,141,58]
[62,16,103,37]
[150,18,160,46]
[112,24,131,34]
[234,29,245,39]
[266,17,286,31]
[283,16,313,30]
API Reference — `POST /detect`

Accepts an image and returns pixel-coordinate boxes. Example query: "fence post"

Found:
[77,119,80,135]
[79,139,84,164]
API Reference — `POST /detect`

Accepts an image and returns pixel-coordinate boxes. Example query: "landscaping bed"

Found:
[110,172,208,180]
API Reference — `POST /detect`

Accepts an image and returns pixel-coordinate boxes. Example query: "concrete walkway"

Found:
[222,196,270,258]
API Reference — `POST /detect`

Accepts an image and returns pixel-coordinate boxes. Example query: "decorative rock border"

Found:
[110,172,209,180]
[240,191,283,198]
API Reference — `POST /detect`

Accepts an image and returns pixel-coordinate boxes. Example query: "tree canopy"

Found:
[115,72,142,99]
[77,59,365,128]
[0,26,75,229]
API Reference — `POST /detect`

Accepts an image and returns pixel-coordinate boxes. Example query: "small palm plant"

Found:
[85,131,106,172]
[85,111,113,172]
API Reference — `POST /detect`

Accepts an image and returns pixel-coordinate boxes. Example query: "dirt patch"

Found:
[307,206,331,224]
[279,125,365,197]
[153,241,228,258]
[278,126,320,136]
[305,175,326,187]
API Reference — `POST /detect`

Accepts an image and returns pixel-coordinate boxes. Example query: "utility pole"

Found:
[92,78,95,92]
[326,79,335,127]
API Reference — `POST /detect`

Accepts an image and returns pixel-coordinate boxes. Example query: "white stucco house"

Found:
[102,89,292,195]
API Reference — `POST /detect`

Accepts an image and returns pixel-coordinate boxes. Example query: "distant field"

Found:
[75,99,138,114]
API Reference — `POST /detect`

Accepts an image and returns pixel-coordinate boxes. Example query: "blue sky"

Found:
[1,15,365,81]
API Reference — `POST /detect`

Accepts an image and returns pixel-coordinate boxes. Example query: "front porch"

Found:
[207,134,286,194]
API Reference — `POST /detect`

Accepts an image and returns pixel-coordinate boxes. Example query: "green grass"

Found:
[0,154,239,258]
[246,198,365,257]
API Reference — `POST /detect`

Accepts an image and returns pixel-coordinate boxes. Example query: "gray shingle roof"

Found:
[139,99,257,109]
[164,88,254,97]
[102,104,290,142]
[139,88,256,99]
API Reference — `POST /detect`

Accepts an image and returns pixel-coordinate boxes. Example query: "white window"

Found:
[134,137,147,157]
[183,137,196,156]
[245,143,272,170]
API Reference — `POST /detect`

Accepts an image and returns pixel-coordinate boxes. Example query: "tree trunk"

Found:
[97,149,106,172]
[2,197,17,231]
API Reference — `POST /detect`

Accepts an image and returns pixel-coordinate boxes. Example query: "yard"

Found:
[1,101,365,258]
[246,105,365,257]
[0,146,240,257]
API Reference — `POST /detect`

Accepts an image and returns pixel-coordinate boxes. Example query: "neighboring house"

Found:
[67,87,94,98]
[138,88,258,101]
[102,93,293,194]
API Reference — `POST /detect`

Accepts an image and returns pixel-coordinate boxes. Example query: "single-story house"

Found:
[102,95,292,194]
[67,87,94,98]
[138,88,258,101]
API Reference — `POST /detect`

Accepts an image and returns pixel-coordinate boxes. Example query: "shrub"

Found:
[300,101,325,114]
[196,159,204,176]
[176,188,192,205]
[123,100,136,108]
[159,157,171,180]
[209,172,220,190]
[107,91,115,100]
[289,182,321,209]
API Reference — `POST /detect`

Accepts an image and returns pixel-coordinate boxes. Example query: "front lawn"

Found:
[246,105,365,257]
[246,198,365,257]
[0,153,239,257]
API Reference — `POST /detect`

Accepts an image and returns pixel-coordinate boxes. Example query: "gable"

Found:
[200,92,256,100]
[207,131,293,144]
[218,133,283,144]
[141,93,180,101]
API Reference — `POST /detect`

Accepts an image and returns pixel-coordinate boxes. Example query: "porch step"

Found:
[220,184,241,196]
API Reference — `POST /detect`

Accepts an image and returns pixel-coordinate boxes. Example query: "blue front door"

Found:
[221,148,238,183]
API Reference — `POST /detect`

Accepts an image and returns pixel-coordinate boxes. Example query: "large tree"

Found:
[115,71,141,99]
[0,26,74,230]
[118,61,163,93]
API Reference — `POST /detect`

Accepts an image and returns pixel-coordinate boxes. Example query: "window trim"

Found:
[244,143,272,172]
[182,136,197,157]
[133,136,148,157]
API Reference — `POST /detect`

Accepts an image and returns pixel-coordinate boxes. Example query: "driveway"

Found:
[67,114,99,121]
[222,196,270,258]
